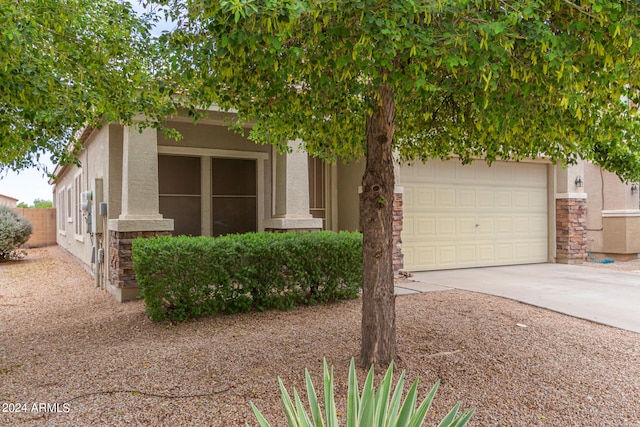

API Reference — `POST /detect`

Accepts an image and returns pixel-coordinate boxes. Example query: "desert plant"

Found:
[249,358,475,427]
[0,206,32,261]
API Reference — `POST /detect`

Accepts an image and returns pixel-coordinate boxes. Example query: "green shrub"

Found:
[250,358,475,427]
[132,231,362,322]
[0,206,32,261]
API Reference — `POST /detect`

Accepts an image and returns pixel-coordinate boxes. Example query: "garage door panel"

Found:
[530,190,547,208]
[530,216,547,233]
[416,217,436,237]
[495,244,514,261]
[438,217,456,235]
[437,189,456,207]
[495,217,513,233]
[458,217,477,234]
[513,216,530,232]
[438,246,457,265]
[400,159,548,271]
[414,246,435,267]
[476,217,494,234]
[403,217,414,236]
[416,188,436,208]
[513,192,530,209]
[477,190,494,208]
[403,247,415,267]
[495,191,512,208]
[458,245,477,263]
[478,245,495,261]
[457,189,476,208]
[531,242,548,258]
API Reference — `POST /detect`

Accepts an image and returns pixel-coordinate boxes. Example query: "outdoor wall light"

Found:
[632,183,638,195]
[574,176,584,188]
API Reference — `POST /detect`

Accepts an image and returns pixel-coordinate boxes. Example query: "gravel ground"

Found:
[1,246,639,426]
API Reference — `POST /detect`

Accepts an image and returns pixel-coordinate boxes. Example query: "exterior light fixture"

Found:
[574,176,583,188]
[632,183,638,195]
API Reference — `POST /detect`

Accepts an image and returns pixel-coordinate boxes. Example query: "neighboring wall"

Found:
[16,208,57,247]
[0,194,18,208]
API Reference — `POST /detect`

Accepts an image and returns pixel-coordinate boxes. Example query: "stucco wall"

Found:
[54,126,109,268]
[159,120,272,154]
[0,194,18,208]
[585,162,640,257]
[584,162,604,252]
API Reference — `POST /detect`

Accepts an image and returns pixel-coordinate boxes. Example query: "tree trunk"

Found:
[359,85,397,369]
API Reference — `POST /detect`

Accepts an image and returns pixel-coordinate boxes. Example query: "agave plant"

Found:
[249,358,474,427]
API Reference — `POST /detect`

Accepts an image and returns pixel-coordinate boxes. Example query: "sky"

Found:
[0,1,174,205]
[0,162,55,205]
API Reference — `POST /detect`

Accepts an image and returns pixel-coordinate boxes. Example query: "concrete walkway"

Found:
[395,263,640,334]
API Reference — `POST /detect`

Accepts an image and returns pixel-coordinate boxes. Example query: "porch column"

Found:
[392,156,404,272]
[555,161,587,264]
[264,140,323,231]
[107,125,173,302]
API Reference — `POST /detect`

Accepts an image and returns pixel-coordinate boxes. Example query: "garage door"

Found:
[400,159,548,271]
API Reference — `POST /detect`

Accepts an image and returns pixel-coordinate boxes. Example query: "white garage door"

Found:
[400,159,548,271]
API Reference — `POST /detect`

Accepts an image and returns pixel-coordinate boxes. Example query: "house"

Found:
[52,109,598,302]
[0,193,19,208]
[584,163,640,260]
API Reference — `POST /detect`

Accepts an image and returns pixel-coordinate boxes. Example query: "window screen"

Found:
[212,158,257,236]
[158,155,202,236]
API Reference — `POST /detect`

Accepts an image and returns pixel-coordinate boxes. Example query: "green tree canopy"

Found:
[155,0,640,367]
[17,198,52,208]
[158,0,640,178]
[0,0,175,171]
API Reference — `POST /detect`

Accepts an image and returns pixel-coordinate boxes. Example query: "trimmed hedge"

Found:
[132,231,363,322]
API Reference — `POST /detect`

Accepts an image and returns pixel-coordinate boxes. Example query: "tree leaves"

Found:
[0,0,177,172]
[3,0,640,181]
[152,0,640,179]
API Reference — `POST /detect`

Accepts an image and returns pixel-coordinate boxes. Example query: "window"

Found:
[212,158,257,236]
[158,155,202,236]
[157,146,266,238]
[66,187,72,223]
[58,189,66,233]
[308,155,327,228]
[74,174,84,237]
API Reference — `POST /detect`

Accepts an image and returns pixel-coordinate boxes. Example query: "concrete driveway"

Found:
[396,263,640,334]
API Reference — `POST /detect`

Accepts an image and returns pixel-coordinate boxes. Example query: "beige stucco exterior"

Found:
[53,111,332,301]
[585,162,640,259]
[54,106,627,301]
[55,125,109,273]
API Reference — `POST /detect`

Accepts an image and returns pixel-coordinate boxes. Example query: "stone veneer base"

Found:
[556,197,587,264]
[109,229,171,302]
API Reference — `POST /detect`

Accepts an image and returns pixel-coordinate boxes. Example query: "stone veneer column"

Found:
[555,195,587,264]
[555,161,587,264]
[264,141,323,231]
[107,126,173,302]
[109,230,171,301]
